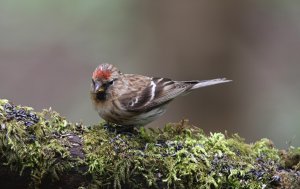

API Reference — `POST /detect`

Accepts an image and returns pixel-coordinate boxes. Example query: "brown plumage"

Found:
[90,63,231,127]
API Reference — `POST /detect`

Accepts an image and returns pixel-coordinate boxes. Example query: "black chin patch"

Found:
[96,92,107,101]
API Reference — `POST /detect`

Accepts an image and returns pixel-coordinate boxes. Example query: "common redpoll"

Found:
[91,63,231,127]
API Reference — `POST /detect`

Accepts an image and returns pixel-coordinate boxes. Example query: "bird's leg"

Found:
[103,122,118,133]
[103,122,137,135]
[115,125,137,135]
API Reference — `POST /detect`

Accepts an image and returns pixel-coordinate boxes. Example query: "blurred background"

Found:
[0,0,299,148]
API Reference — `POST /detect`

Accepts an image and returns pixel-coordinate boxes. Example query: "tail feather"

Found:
[189,78,231,90]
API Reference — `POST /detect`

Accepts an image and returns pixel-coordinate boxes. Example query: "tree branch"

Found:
[0,99,299,188]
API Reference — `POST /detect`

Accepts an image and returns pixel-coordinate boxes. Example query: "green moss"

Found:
[280,147,300,170]
[0,99,299,189]
[0,99,82,188]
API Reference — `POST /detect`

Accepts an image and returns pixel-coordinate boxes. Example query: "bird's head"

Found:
[91,63,121,95]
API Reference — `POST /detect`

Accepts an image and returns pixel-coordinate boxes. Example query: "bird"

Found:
[90,63,231,128]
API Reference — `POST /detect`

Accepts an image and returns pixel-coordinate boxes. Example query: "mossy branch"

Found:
[0,99,299,189]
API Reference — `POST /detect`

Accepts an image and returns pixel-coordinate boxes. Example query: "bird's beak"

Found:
[93,81,105,93]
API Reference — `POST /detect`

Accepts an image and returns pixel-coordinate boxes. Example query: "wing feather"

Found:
[117,76,230,112]
[118,76,190,112]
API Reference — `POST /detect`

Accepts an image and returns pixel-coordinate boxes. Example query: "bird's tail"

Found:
[187,78,232,90]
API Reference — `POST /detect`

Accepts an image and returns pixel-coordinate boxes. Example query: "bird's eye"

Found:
[108,80,114,86]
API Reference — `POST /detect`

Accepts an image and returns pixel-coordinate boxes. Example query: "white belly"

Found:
[124,107,167,126]
[98,105,166,126]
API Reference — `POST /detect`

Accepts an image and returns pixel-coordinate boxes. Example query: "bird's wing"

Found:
[118,76,191,112]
